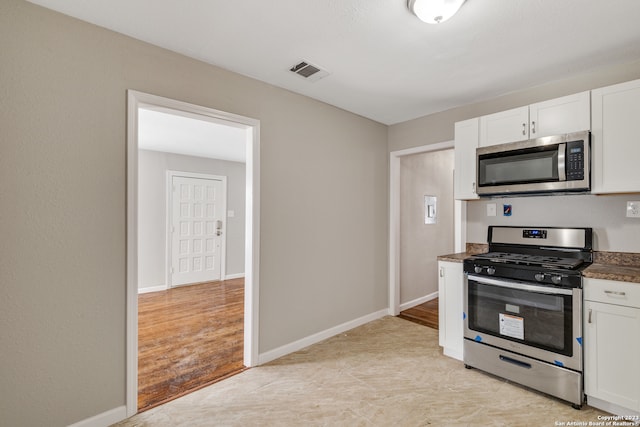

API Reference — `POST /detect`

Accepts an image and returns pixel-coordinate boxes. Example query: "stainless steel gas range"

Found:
[463,226,593,409]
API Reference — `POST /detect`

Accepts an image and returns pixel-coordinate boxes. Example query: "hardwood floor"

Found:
[398,298,439,329]
[137,278,246,412]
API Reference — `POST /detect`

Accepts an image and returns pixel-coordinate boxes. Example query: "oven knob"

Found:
[551,275,562,285]
[535,273,545,282]
[474,266,483,274]
[486,267,496,275]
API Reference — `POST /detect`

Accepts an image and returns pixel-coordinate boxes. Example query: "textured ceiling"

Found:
[26,0,640,125]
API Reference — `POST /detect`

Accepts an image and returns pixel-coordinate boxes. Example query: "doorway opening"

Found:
[388,141,465,316]
[126,91,260,416]
[138,166,237,411]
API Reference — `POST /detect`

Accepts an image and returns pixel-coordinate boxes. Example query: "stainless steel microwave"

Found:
[476,131,590,196]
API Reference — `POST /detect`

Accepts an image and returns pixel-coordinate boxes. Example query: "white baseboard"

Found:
[68,405,127,427]
[258,309,388,365]
[138,284,167,294]
[586,395,640,417]
[399,291,438,312]
[139,275,244,293]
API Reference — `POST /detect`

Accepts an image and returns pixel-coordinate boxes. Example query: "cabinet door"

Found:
[529,91,590,138]
[592,79,640,193]
[479,106,529,147]
[584,300,640,411]
[454,118,479,200]
[438,261,464,360]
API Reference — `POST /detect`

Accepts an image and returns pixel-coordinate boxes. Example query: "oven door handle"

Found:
[467,274,573,295]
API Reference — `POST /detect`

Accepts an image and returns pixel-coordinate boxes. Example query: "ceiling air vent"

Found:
[289,60,329,82]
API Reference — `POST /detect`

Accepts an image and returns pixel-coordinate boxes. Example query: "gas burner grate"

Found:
[472,252,583,269]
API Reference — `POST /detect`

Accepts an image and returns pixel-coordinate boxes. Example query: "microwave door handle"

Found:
[558,143,566,181]
[467,274,573,296]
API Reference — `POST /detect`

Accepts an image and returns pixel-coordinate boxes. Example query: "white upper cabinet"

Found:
[529,91,591,138]
[479,106,529,147]
[591,78,640,194]
[479,91,591,147]
[454,118,480,200]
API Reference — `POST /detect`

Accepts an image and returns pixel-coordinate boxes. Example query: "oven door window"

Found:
[467,280,572,356]
[478,145,559,187]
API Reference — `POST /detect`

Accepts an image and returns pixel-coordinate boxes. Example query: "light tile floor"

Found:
[116,316,611,426]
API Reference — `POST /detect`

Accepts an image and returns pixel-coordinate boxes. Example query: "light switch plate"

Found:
[424,195,437,224]
[487,203,496,217]
[627,202,640,218]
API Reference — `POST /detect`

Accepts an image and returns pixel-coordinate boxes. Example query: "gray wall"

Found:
[0,1,388,425]
[400,149,455,303]
[138,150,246,290]
[389,60,640,254]
[467,194,640,252]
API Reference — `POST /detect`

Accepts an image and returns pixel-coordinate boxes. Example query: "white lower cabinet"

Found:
[584,278,640,414]
[438,260,464,361]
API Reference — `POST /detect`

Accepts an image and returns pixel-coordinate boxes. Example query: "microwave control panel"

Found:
[566,140,584,181]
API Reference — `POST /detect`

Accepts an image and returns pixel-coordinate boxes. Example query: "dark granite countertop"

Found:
[437,243,488,263]
[585,251,640,284]
[583,264,640,284]
[437,252,470,263]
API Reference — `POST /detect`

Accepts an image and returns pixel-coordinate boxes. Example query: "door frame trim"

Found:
[167,171,228,288]
[388,140,464,316]
[126,90,260,416]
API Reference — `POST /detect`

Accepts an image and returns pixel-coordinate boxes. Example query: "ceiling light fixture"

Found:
[408,0,466,24]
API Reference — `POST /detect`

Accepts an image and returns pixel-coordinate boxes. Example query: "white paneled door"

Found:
[170,175,224,287]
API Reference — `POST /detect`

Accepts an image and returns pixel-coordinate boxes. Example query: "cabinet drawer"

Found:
[584,278,640,308]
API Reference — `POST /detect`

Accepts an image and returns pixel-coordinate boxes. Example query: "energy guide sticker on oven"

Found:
[499,313,524,340]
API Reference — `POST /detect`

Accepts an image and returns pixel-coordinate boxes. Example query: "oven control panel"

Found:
[523,229,547,239]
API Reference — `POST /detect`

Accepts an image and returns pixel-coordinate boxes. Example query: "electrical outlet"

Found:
[487,203,496,217]
[627,201,640,218]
